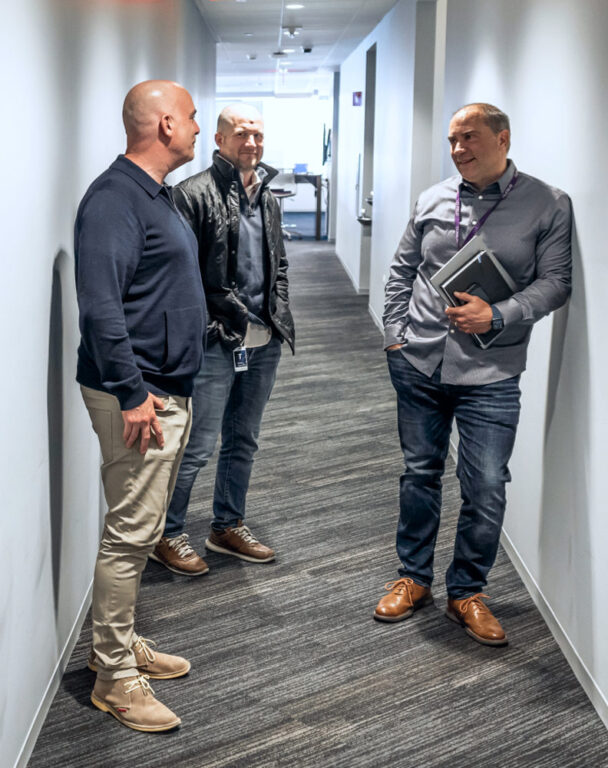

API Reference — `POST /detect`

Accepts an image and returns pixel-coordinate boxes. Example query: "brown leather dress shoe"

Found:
[373,577,433,622]
[446,593,508,646]
[149,534,209,576]
[205,521,275,563]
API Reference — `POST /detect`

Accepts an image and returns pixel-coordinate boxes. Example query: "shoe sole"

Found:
[205,538,275,563]
[90,693,181,732]
[445,609,508,646]
[148,551,210,577]
[373,594,434,622]
[87,660,191,679]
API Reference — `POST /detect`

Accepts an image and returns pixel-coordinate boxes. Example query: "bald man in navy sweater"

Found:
[75,80,205,732]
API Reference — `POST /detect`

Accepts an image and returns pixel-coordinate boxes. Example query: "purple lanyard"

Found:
[455,171,518,247]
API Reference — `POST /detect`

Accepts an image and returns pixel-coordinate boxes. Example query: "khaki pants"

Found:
[81,385,192,680]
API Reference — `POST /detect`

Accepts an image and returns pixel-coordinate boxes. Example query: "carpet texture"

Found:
[29,241,608,768]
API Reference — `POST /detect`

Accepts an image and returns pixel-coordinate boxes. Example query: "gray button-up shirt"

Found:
[383,161,572,385]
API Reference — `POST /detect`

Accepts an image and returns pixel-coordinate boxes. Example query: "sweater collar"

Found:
[111,155,165,198]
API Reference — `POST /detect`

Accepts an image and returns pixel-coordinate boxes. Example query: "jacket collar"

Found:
[111,155,164,198]
[212,150,279,187]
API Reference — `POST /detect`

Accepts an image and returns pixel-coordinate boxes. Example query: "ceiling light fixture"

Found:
[282,48,296,53]
[282,25,302,38]
[286,3,304,8]
[243,32,253,37]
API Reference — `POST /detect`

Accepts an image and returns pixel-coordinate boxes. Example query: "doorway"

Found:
[357,43,376,294]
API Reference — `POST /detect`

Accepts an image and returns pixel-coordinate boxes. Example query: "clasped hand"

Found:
[445,291,492,334]
[122,392,166,454]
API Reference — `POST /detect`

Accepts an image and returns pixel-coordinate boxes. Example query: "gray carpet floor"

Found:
[29,241,608,767]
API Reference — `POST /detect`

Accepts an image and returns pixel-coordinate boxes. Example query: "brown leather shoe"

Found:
[373,578,433,622]
[88,636,191,679]
[205,521,275,563]
[446,593,508,646]
[149,534,209,576]
[91,674,181,732]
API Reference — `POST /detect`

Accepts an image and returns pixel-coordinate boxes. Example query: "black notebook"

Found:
[430,234,517,349]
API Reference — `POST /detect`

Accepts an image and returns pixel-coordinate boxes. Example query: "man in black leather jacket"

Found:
[150,103,295,575]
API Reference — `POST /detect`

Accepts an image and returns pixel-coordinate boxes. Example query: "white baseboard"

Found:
[368,304,383,333]
[450,433,607,727]
[15,581,93,768]
[500,529,608,729]
[335,253,360,294]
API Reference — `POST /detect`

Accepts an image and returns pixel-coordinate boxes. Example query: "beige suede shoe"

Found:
[88,636,191,679]
[91,674,181,732]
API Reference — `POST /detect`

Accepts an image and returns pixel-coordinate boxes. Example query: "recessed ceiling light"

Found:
[282,25,302,38]
[286,3,304,8]
[282,48,296,53]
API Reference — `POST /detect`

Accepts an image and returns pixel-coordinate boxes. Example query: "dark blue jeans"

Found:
[387,351,521,599]
[164,336,282,536]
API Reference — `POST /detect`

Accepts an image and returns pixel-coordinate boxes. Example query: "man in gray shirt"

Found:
[374,103,572,645]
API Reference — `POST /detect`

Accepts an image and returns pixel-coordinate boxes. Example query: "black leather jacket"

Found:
[174,152,295,353]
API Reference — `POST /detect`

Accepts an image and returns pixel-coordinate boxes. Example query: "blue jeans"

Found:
[164,336,282,536]
[387,352,521,599]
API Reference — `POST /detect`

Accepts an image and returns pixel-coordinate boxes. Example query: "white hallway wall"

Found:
[335,0,608,726]
[442,0,608,725]
[335,0,418,295]
[0,2,216,766]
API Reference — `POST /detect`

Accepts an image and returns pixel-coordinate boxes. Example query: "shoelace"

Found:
[124,674,154,696]
[233,524,259,545]
[457,593,490,614]
[134,636,157,664]
[383,577,415,595]
[167,533,195,558]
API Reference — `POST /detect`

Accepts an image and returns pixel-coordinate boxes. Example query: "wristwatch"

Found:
[491,304,504,331]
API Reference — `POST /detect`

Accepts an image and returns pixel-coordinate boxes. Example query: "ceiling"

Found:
[194,0,399,96]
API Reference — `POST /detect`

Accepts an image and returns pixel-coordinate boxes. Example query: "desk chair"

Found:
[271,172,303,240]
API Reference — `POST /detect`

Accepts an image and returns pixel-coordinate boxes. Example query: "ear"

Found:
[498,129,510,150]
[214,131,224,149]
[160,113,174,140]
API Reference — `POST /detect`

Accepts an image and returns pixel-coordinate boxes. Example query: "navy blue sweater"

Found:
[75,155,206,410]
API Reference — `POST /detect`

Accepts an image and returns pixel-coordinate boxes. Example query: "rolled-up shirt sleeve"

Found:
[75,189,148,410]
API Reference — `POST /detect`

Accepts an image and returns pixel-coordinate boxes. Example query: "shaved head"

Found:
[123,80,188,142]
[215,103,265,178]
[217,104,263,135]
[122,79,199,180]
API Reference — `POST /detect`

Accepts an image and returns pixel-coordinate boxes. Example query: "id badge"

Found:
[233,347,248,373]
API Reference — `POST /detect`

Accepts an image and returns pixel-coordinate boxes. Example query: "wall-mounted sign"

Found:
[352,91,363,106]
